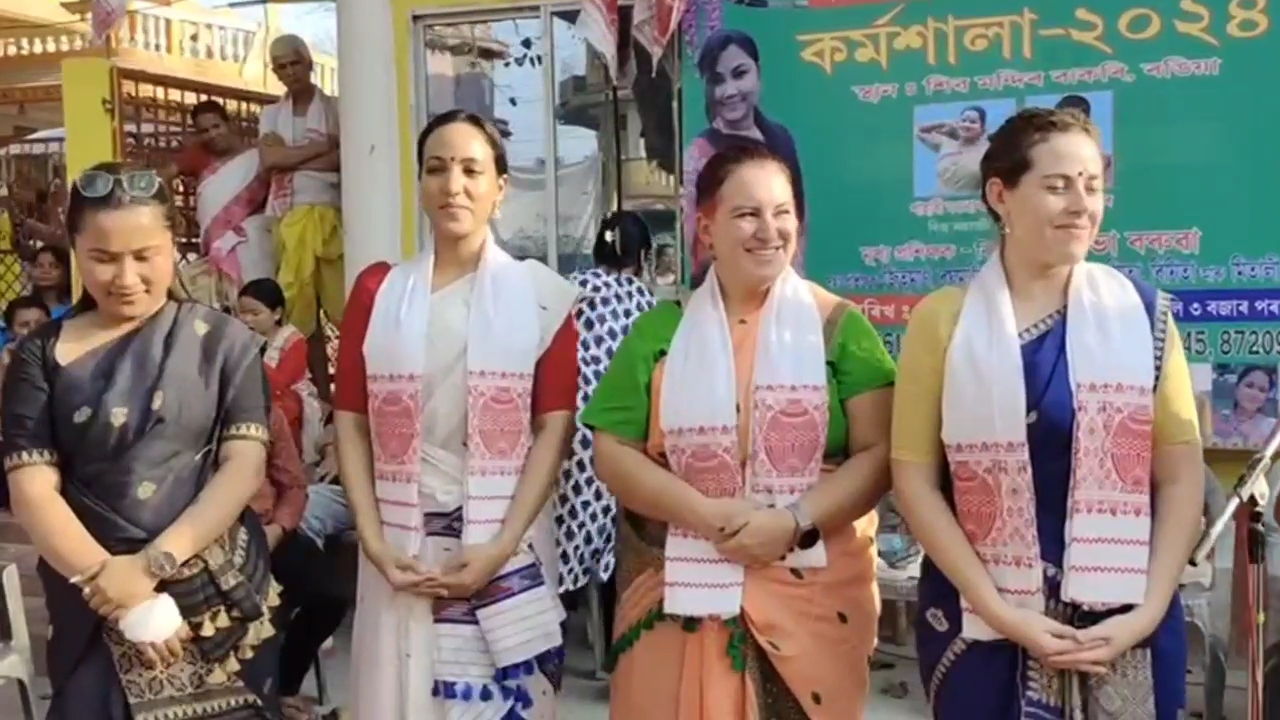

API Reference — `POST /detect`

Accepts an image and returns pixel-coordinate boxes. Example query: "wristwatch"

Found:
[785,501,821,551]
[142,545,179,581]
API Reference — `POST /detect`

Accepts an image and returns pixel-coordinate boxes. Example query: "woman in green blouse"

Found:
[581,144,896,719]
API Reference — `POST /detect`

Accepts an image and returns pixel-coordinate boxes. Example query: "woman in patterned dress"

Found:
[891,108,1205,719]
[556,211,656,640]
[583,144,894,718]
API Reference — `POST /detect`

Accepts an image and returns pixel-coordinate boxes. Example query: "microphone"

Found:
[1191,418,1280,566]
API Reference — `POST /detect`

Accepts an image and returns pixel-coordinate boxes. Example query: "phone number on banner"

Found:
[1180,326,1280,361]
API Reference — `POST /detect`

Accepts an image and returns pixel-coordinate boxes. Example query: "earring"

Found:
[493,206,502,219]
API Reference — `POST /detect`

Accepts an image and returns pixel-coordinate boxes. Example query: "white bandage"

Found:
[118,593,184,644]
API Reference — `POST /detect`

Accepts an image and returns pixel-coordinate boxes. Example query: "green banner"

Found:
[679,0,1276,366]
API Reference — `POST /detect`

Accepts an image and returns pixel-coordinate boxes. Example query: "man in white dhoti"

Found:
[262,34,344,400]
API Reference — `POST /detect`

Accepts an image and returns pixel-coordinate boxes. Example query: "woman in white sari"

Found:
[332,110,579,719]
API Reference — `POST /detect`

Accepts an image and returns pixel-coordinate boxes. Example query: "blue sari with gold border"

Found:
[917,277,1186,720]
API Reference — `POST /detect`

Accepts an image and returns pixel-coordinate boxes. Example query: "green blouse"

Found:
[580,299,897,456]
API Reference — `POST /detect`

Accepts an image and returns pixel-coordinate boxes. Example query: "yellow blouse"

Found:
[891,285,1201,464]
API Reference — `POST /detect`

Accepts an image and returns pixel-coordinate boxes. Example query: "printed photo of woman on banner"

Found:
[912,99,1014,198]
[682,28,807,284]
[1194,362,1280,450]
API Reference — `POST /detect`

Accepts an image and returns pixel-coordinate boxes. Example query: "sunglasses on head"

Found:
[74,170,162,199]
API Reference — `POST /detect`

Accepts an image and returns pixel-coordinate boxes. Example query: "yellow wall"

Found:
[61,57,119,298]
[61,57,119,177]
[391,0,516,260]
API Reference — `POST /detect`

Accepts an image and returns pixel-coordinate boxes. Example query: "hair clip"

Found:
[605,226,621,253]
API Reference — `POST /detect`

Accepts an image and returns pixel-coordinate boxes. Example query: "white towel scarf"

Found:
[265,90,335,216]
[942,257,1155,640]
[660,267,830,618]
[363,237,563,718]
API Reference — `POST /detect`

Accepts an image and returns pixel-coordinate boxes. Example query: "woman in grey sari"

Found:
[3,161,281,719]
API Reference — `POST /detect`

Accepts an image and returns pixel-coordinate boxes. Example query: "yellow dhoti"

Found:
[274,205,345,336]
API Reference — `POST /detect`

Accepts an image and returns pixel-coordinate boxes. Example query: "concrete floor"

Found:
[1,614,1249,718]
[300,615,932,719]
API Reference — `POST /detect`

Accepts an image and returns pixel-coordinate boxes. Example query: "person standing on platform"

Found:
[262,33,343,401]
[585,144,894,719]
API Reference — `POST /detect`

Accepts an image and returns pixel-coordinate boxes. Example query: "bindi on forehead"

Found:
[1041,170,1101,181]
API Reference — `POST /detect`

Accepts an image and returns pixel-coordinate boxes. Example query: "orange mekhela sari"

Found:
[608,306,881,719]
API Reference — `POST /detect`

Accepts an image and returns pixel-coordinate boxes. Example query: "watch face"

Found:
[797,527,821,551]
[149,550,178,578]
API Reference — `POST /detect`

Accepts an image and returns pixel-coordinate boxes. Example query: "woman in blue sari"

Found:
[4,162,281,719]
[891,108,1205,719]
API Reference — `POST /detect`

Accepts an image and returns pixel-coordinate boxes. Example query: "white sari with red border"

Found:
[350,238,578,719]
[941,256,1155,640]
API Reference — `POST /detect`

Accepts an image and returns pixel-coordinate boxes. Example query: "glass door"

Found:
[412,9,555,263]
[412,3,678,280]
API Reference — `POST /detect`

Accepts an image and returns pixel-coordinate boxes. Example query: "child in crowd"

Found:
[0,294,51,349]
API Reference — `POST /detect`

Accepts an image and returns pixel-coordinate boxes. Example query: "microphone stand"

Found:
[1192,426,1280,720]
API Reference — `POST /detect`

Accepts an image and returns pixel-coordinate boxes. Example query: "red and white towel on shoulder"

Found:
[942,256,1155,640]
[262,89,339,216]
[362,236,565,702]
[660,267,830,618]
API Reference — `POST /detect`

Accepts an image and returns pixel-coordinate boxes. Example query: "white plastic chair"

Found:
[0,562,36,719]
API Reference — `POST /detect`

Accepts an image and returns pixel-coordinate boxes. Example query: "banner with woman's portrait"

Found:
[679,0,1278,371]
